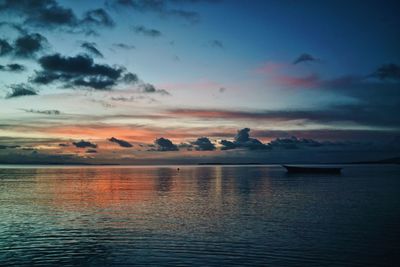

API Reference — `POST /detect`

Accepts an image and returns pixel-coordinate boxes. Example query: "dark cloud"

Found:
[220,128,269,150]
[72,77,116,89]
[251,63,400,127]
[13,33,47,57]
[191,137,215,151]
[21,109,61,115]
[141,83,157,93]
[82,8,115,28]
[140,83,170,95]
[108,137,133,147]
[132,25,162,37]
[210,39,224,49]
[30,71,62,85]
[167,9,199,23]
[113,43,135,50]
[234,128,269,150]
[250,129,400,144]
[0,33,47,58]
[86,149,97,153]
[0,144,20,149]
[123,72,139,84]
[108,0,204,23]
[31,53,134,90]
[370,63,400,81]
[220,140,236,150]
[72,140,97,148]
[269,137,323,149]
[6,84,37,98]
[293,53,318,64]
[0,0,78,28]
[178,142,193,149]
[154,137,179,151]
[58,143,69,147]
[0,63,25,72]
[38,53,121,79]
[0,39,13,56]
[81,42,103,58]
[168,90,400,128]
[0,1,114,33]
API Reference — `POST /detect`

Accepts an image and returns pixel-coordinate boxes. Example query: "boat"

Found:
[282,165,342,174]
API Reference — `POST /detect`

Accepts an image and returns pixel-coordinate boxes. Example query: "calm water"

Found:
[0,165,399,266]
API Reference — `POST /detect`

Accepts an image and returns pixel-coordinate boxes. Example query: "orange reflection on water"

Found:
[30,167,272,220]
[33,168,159,210]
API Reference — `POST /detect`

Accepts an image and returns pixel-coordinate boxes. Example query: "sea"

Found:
[0,165,399,266]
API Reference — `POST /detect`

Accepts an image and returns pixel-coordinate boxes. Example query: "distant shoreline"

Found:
[0,158,399,167]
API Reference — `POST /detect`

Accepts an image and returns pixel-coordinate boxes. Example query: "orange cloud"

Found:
[40,124,237,143]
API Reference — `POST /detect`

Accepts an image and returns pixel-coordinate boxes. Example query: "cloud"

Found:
[21,109,61,115]
[0,1,114,32]
[293,53,319,64]
[123,72,139,84]
[81,42,103,58]
[167,61,400,129]
[370,63,400,81]
[110,96,136,102]
[273,74,320,88]
[0,39,13,56]
[108,137,133,147]
[13,33,47,58]
[234,128,269,150]
[269,136,323,149]
[132,25,162,37]
[85,149,97,153]
[0,33,47,58]
[168,9,199,23]
[220,128,269,150]
[108,0,203,23]
[0,0,78,28]
[6,84,37,98]
[113,43,135,50]
[0,63,25,72]
[31,53,135,90]
[72,140,97,148]
[168,103,400,128]
[38,53,121,78]
[72,77,116,89]
[220,139,237,150]
[154,137,179,151]
[0,145,20,149]
[210,39,224,49]
[191,137,215,151]
[140,83,170,95]
[82,8,115,28]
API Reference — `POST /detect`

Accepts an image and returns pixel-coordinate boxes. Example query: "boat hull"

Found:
[283,165,342,174]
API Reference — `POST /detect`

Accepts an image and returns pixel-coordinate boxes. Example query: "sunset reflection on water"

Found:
[1,165,399,266]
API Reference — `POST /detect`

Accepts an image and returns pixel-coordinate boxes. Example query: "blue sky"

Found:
[0,0,399,164]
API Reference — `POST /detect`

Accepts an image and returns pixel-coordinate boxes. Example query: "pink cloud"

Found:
[272,74,321,88]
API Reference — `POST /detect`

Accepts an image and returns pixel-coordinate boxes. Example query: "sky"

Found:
[0,0,399,164]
